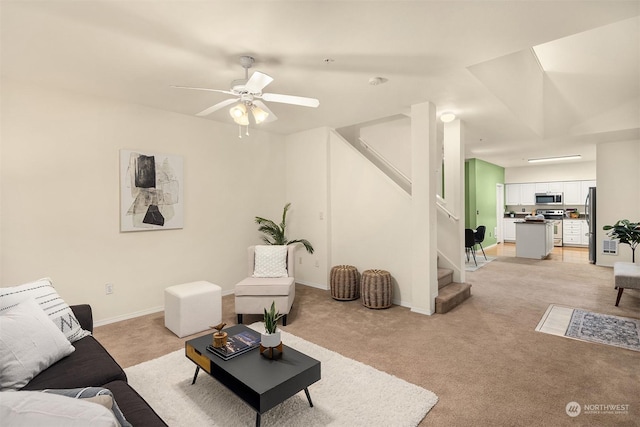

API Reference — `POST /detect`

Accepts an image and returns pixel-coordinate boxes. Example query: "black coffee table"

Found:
[185,324,321,426]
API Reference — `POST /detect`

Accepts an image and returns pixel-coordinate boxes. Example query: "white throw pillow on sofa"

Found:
[0,298,75,391]
[0,277,90,342]
[253,245,288,278]
[0,390,119,427]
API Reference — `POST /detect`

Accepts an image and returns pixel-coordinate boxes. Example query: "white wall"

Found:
[505,161,596,183]
[285,128,329,288]
[1,79,286,323]
[329,131,413,305]
[359,116,412,178]
[596,140,640,266]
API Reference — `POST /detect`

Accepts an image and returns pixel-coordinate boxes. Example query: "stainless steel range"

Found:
[537,209,564,246]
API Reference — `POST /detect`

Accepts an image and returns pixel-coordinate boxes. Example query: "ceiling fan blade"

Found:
[244,71,274,94]
[253,101,278,123]
[196,98,239,116]
[171,85,234,95]
[262,93,320,108]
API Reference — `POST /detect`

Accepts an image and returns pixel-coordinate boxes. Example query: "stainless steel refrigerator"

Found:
[585,187,597,264]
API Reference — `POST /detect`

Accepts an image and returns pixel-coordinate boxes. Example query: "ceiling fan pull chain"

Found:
[238,124,242,138]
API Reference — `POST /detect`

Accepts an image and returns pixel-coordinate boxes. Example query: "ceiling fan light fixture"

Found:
[230,103,249,126]
[229,103,247,119]
[251,105,269,124]
[440,112,456,123]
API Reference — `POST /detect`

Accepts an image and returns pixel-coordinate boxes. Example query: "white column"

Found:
[443,119,466,283]
[410,102,438,315]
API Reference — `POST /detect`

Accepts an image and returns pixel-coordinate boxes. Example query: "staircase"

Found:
[435,267,472,313]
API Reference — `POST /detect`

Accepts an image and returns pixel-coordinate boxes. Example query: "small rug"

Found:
[566,309,640,352]
[535,304,640,352]
[125,324,438,426]
[465,256,496,272]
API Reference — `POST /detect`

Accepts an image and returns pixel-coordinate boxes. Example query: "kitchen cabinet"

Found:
[563,219,587,246]
[535,181,564,193]
[520,183,536,205]
[563,181,582,205]
[506,184,520,205]
[581,220,590,245]
[503,218,517,241]
[506,180,595,206]
[580,180,596,203]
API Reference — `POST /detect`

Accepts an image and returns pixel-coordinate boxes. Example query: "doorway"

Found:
[496,183,504,243]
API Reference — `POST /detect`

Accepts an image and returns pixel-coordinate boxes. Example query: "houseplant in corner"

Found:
[260,301,284,358]
[603,219,640,262]
[255,203,314,254]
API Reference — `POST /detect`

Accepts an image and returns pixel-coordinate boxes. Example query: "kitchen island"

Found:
[515,220,554,259]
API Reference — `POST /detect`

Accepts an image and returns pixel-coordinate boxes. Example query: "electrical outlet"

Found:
[105,283,113,295]
[299,257,302,265]
[314,260,320,267]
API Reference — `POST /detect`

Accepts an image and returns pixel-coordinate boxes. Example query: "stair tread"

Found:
[435,282,472,302]
[437,268,453,280]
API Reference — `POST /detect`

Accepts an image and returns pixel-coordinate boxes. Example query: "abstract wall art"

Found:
[120,150,184,232]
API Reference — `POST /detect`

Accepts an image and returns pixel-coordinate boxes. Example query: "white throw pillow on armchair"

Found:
[253,245,288,278]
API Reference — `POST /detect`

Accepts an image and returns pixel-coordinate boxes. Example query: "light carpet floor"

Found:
[125,323,438,426]
[535,304,640,352]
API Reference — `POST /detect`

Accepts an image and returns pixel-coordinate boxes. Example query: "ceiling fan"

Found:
[172,56,319,129]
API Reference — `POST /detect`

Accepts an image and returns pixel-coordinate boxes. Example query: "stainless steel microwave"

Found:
[535,193,563,205]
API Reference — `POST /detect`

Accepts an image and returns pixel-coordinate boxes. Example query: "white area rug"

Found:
[125,324,438,426]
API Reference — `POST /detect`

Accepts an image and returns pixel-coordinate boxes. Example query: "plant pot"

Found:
[260,331,281,348]
[212,332,228,348]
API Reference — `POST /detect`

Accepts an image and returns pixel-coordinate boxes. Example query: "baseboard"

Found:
[94,289,236,327]
[296,280,328,290]
[410,306,435,316]
[94,305,164,327]
[482,243,497,251]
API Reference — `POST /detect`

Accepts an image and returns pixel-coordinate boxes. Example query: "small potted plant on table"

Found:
[260,301,284,358]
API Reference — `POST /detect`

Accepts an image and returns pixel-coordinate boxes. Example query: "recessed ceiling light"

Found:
[440,112,456,123]
[528,155,582,163]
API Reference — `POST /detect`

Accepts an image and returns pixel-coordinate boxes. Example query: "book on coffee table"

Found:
[206,329,261,360]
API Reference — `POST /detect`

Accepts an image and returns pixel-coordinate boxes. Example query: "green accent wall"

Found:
[465,159,505,247]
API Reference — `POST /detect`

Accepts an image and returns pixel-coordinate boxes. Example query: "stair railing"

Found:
[357,137,412,188]
[436,195,459,221]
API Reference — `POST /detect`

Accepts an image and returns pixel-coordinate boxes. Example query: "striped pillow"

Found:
[0,278,91,342]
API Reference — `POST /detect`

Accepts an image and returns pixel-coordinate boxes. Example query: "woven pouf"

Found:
[330,265,360,301]
[361,269,392,309]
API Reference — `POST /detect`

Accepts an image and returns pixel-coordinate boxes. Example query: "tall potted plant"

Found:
[255,203,314,254]
[603,219,640,262]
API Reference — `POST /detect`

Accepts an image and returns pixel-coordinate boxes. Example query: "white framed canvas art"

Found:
[120,149,184,232]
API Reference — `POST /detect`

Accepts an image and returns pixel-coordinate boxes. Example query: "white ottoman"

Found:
[164,281,222,338]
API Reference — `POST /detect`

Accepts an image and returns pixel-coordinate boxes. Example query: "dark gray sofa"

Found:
[21,305,167,427]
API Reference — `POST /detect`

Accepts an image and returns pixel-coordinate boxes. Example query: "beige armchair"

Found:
[234,245,296,326]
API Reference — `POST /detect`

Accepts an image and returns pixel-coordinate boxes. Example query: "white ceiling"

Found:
[2,1,638,168]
